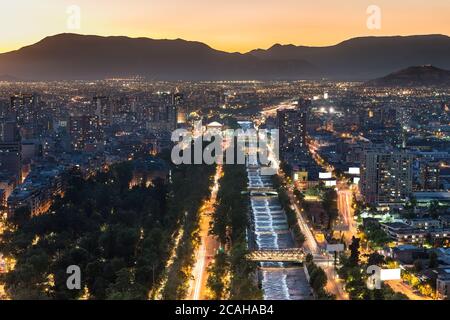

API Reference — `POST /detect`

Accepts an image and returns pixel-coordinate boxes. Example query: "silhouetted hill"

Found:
[0,33,449,80]
[249,35,450,79]
[365,65,450,87]
[0,34,316,81]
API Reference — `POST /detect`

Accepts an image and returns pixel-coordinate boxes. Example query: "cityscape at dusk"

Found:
[0,0,449,314]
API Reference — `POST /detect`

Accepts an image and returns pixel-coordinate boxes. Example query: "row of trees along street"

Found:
[207,164,262,300]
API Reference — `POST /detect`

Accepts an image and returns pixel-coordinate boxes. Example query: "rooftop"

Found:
[414,192,450,201]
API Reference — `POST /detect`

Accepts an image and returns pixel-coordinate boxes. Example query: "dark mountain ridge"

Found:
[249,34,450,79]
[0,33,449,81]
[0,33,316,81]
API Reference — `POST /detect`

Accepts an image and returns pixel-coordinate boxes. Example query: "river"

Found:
[247,164,312,300]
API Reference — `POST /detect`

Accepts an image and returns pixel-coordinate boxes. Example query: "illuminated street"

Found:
[323,266,349,300]
[260,99,297,118]
[337,186,357,244]
[309,139,357,243]
[187,165,222,300]
[386,281,433,301]
[282,173,348,300]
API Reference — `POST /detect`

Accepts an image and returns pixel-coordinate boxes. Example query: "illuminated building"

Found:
[147,93,177,133]
[277,98,310,161]
[437,272,450,300]
[0,121,22,182]
[7,165,64,217]
[10,94,39,125]
[93,96,111,127]
[418,161,441,191]
[173,93,187,124]
[360,150,413,205]
[69,115,101,151]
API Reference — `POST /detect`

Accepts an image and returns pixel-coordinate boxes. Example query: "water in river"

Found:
[247,166,312,300]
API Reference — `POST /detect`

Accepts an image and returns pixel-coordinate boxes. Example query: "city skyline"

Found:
[0,0,449,304]
[1,0,450,53]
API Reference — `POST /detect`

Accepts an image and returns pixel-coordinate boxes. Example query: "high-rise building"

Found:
[173,93,187,124]
[0,121,20,142]
[69,115,101,151]
[360,151,413,205]
[10,94,39,125]
[93,96,111,127]
[147,93,177,133]
[418,161,441,191]
[147,105,177,131]
[277,98,310,161]
[0,121,22,182]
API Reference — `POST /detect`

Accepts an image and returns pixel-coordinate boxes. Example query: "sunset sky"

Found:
[1,0,449,53]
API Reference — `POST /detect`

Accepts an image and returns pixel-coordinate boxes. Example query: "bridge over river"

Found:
[247,249,333,264]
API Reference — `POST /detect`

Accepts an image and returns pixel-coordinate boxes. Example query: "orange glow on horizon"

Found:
[0,0,449,54]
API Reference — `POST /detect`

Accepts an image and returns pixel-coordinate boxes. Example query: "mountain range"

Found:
[0,33,449,81]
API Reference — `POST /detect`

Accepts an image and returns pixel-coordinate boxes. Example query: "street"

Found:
[279,172,348,300]
[187,165,222,300]
[337,186,358,244]
[386,281,433,300]
[323,266,349,300]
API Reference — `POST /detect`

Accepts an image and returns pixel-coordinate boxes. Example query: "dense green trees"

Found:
[161,162,216,299]
[211,164,249,246]
[1,161,176,300]
[206,251,229,300]
[1,157,216,300]
[208,164,262,300]
[367,252,385,267]
[338,239,408,300]
[322,189,338,230]
[305,256,335,300]
[348,236,361,266]
[363,224,391,248]
[272,175,305,246]
[228,241,261,300]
